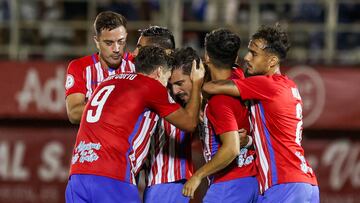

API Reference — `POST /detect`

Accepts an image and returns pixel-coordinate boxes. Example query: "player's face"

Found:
[244,39,272,76]
[95,26,127,68]
[133,36,150,57]
[169,69,192,104]
[159,67,172,87]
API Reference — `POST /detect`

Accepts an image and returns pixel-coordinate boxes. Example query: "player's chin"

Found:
[181,95,190,104]
[246,68,255,76]
[108,60,122,68]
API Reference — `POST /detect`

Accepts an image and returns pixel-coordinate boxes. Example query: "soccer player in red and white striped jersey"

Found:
[65,46,205,203]
[144,47,199,203]
[203,25,319,202]
[65,11,135,124]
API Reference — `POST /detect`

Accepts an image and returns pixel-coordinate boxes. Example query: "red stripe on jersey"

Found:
[249,103,271,192]
[146,119,193,186]
[128,111,159,183]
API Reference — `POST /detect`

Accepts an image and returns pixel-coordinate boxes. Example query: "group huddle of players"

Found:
[64,11,319,203]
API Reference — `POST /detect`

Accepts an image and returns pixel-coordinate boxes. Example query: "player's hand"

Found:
[182,175,202,199]
[190,59,205,85]
[238,128,249,148]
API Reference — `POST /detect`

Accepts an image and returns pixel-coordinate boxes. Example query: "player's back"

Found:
[70,73,179,184]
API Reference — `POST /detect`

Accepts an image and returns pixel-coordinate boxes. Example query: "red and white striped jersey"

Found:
[69,74,180,184]
[65,52,135,99]
[233,74,318,194]
[145,119,193,186]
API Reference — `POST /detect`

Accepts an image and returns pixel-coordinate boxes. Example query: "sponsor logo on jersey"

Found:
[71,141,101,164]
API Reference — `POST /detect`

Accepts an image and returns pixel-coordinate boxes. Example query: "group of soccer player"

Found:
[64,11,319,203]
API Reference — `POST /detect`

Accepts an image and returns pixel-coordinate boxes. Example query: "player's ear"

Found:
[269,55,279,68]
[156,66,163,77]
[94,36,100,49]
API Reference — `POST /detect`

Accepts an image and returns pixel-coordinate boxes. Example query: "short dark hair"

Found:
[205,28,241,68]
[94,11,127,36]
[252,24,290,60]
[139,26,175,49]
[135,46,172,74]
[172,47,200,76]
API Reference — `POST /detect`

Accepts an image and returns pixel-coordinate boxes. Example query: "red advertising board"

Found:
[0,61,359,129]
[287,66,360,129]
[0,126,359,203]
[0,126,77,203]
[0,61,67,119]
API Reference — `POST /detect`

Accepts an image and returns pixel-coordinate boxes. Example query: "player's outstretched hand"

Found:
[182,175,201,199]
[190,59,205,85]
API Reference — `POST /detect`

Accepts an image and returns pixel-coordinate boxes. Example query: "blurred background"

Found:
[0,0,359,202]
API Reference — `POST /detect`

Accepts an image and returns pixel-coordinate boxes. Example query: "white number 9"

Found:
[86,85,115,123]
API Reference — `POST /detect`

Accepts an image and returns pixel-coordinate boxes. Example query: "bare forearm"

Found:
[194,146,239,180]
[184,81,202,129]
[202,80,240,96]
[66,103,85,124]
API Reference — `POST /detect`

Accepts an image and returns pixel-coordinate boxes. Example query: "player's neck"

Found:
[210,66,232,80]
[267,65,281,75]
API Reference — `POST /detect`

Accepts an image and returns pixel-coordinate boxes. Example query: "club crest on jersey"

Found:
[65,74,75,90]
[71,141,101,164]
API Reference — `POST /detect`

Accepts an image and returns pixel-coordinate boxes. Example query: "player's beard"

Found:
[245,65,264,77]
[175,93,188,106]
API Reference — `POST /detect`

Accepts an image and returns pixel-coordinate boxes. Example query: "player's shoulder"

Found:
[208,94,239,107]
[231,66,245,79]
[68,54,95,69]
[124,52,135,63]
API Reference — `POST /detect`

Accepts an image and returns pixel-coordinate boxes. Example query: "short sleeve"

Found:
[147,80,181,118]
[65,59,87,97]
[206,95,241,135]
[232,75,278,101]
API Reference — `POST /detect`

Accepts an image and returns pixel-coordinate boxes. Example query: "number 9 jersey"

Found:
[69,73,180,184]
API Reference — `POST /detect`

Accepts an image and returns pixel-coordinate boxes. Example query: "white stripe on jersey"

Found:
[121,59,126,72]
[202,107,212,163]
[129,111,158,177]
[85,66,92,99]
[95,62,104,82]
[154,122,166,184]
[134,114,159,174]
[250,103,269,192]
[129,61,136,72]
[167,123,176,182]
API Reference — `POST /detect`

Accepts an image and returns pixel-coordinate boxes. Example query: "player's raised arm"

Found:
[164,60,205,132]
[202,79,240,96]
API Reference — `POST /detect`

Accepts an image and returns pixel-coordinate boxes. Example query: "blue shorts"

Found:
[143,180,189,203]
[65,174,140,203]
[257,183,319,203]
[203,176,259,203]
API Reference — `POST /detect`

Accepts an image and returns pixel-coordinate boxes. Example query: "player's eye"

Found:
[118,40,126,45]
